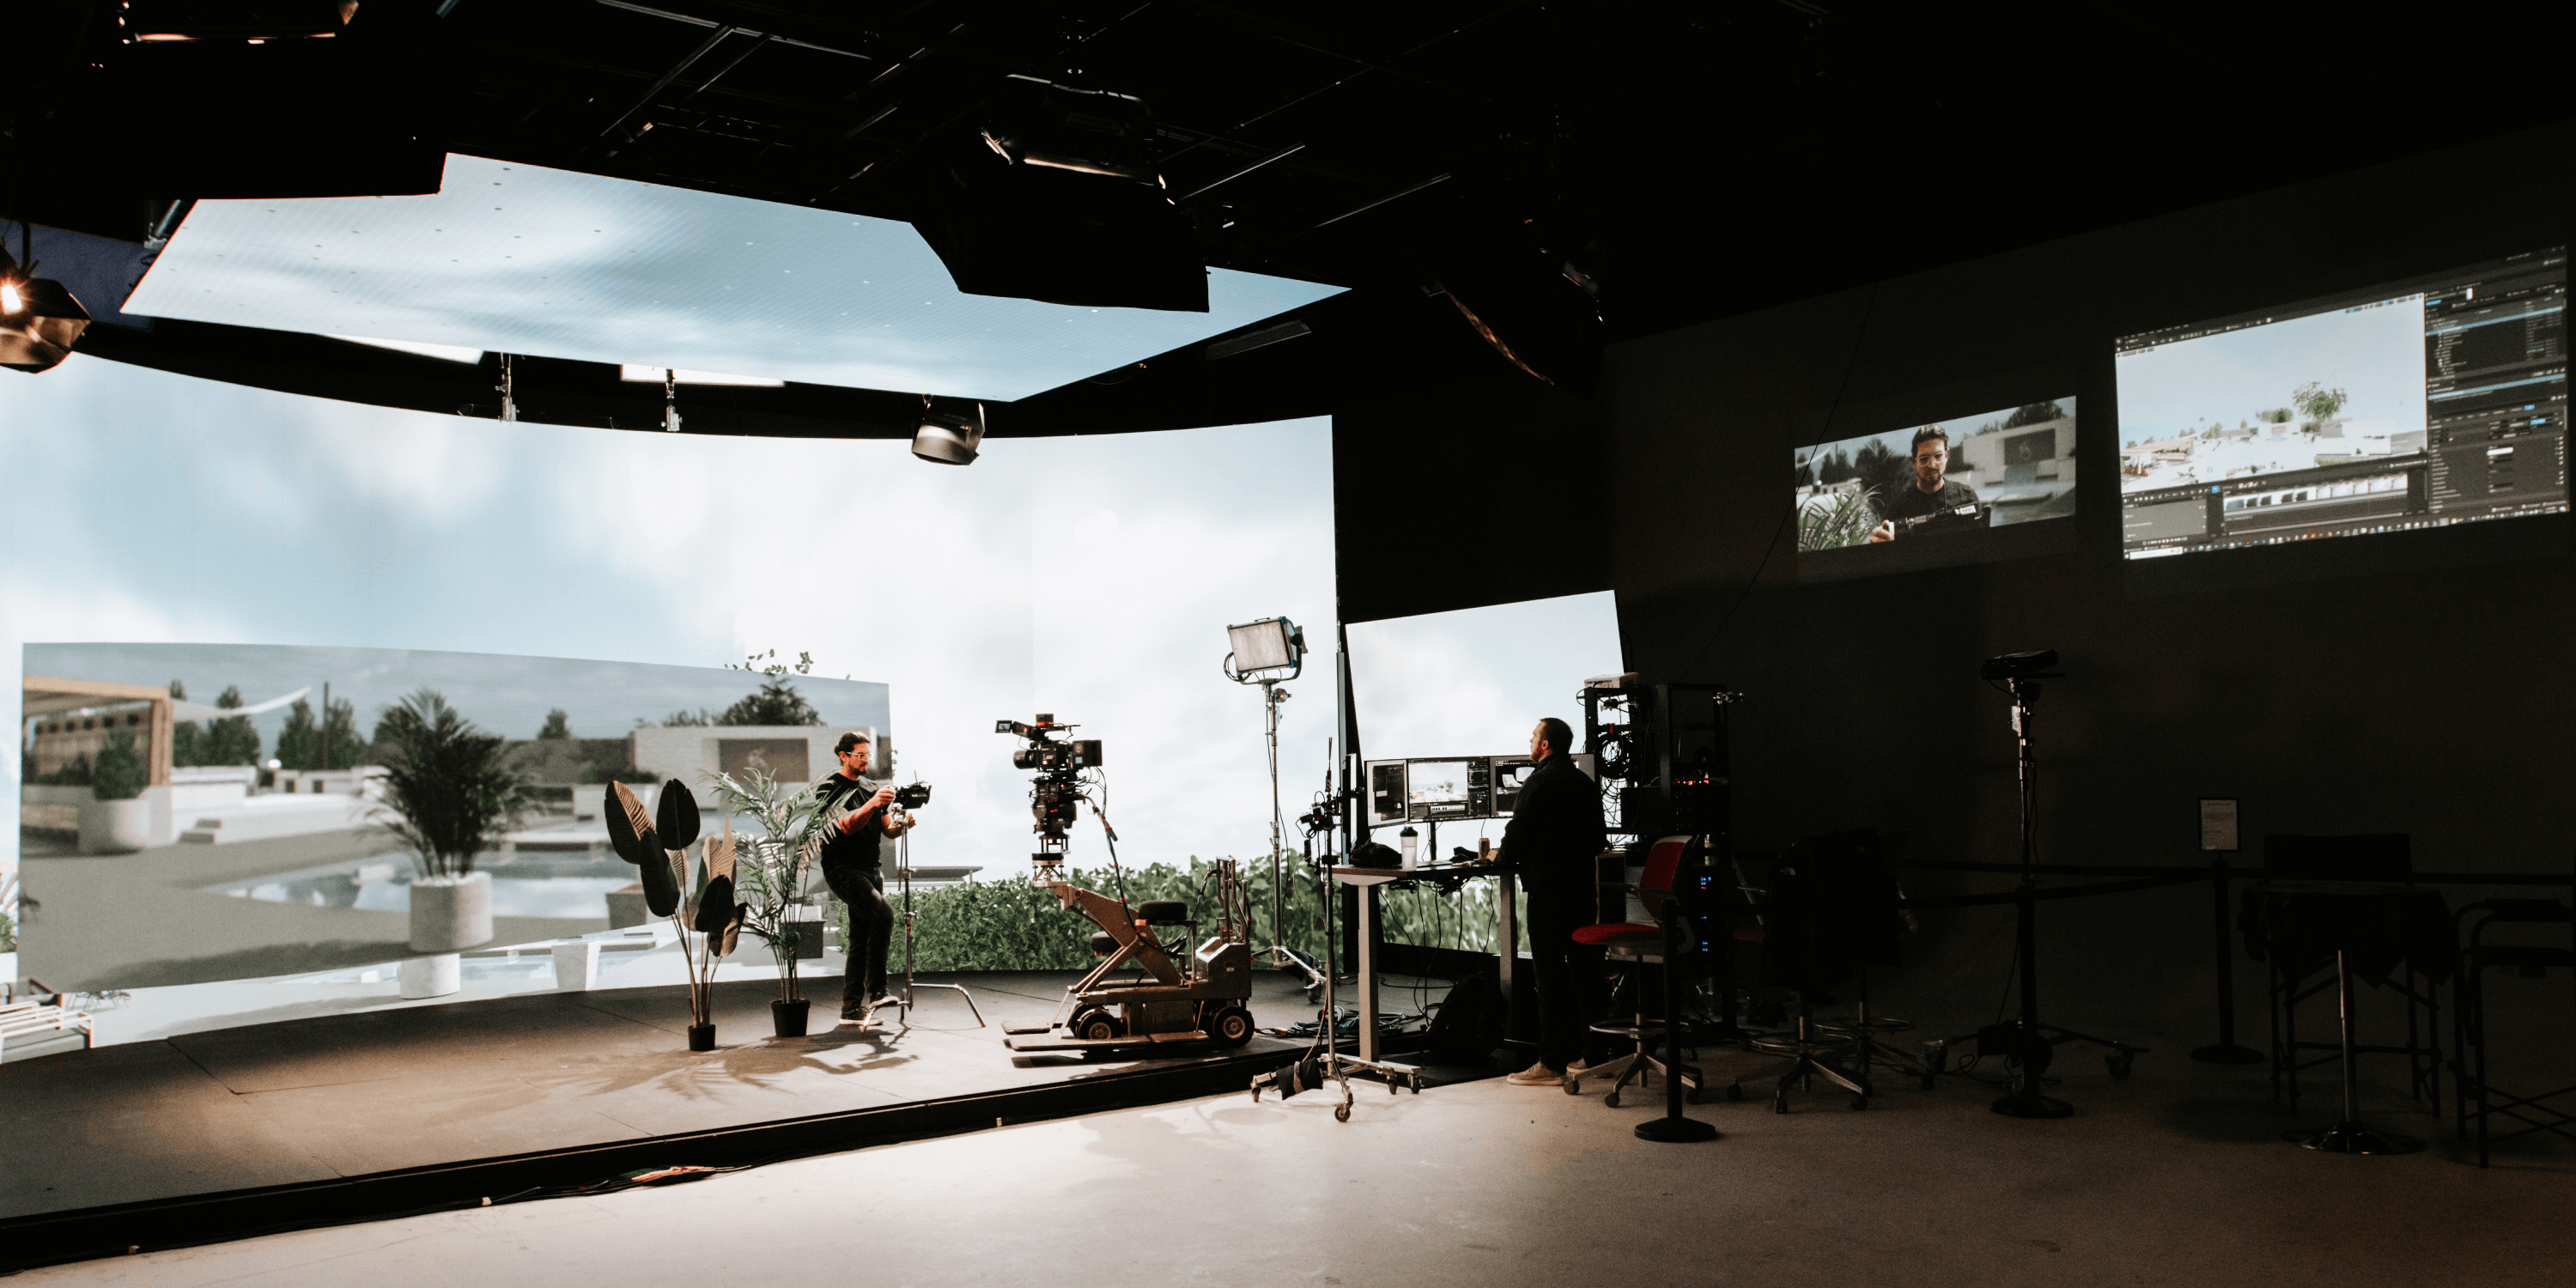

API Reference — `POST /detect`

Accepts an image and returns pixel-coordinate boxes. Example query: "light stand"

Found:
[1984,660,2146,1119]
[881,804,984,1030]
[1224,619,1326,992]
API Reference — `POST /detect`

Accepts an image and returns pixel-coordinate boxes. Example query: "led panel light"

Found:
[122,154,1344,400]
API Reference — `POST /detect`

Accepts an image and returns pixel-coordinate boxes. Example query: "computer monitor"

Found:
[1793,398,2079,578]
[2114,246,2567,559]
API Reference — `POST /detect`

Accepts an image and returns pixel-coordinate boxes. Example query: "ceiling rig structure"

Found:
[9,1,2569,434]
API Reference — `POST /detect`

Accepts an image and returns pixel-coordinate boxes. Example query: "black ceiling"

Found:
[13,1,2569,422]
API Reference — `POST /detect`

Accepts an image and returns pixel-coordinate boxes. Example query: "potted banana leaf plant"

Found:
[605,779,744,1050]
[702,764,834,1037]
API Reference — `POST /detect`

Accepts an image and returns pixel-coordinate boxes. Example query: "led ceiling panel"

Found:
[122,154,1344,401]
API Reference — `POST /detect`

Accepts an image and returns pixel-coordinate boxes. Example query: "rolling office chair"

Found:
[1729,829,1905,1112]
[1564,835,1705,1106]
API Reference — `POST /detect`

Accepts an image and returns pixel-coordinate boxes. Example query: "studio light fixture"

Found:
[912,396,986,465]
[913,75,1207,313]
[0,231,94,374]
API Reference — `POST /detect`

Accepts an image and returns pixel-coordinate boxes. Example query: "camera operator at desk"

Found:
[1866,426,1978,543]
[1498,717,1611,1087]
[813,732,913,1028]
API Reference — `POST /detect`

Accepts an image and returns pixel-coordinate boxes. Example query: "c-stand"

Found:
[875,803,984,1030]
[1977,659,2148,1119]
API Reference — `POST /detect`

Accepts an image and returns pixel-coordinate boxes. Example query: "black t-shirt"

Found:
[814,773,884,870]
[1874,478,1978,526]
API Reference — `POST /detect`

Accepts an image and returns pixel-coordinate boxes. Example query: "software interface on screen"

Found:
[2114,248,2567,559]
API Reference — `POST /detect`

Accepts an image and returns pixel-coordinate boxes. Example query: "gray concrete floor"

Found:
[14,1031,2574,1288]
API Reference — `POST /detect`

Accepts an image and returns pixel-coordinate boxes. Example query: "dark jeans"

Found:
[1524,890,1607,1071]
[823,860,894,1015]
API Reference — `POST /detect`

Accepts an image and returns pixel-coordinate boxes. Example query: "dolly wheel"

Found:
[1850,1095,1870,1111]
[1334,1102,1352,1122]
[2107,1053,2135,1081]
[1074,1009,1124,1042]
[1211,1005,1255,1048]
[1605,1090,1622,1109]
[1725,1083,1744,1103]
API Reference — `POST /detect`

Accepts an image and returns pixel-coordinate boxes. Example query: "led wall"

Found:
[3,355,1335,993]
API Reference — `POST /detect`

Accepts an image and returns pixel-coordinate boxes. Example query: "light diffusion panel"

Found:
[2114,247,2567,560]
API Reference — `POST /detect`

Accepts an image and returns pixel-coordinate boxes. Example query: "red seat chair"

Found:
[1564,835,1704,1106]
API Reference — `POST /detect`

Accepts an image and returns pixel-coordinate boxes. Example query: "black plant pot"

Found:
[771,998,811,1038]
[687,1023,716,1051]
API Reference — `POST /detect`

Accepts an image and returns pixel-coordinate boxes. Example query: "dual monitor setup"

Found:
[1793,246,2567,576]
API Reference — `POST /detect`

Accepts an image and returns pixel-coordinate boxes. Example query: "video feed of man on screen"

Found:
[1867,426,1981,543]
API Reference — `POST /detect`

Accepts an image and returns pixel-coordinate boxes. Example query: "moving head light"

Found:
[1980,649,2062,681]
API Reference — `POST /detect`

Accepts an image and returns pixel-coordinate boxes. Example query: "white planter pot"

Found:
[398,953,462,999]
[408,872,494,952]
[77,799,155,854]
[0,951,18,994]
[551,940,600,992]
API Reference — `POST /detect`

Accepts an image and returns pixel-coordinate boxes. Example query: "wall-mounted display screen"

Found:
[1792,398,2079,577]
[2113,247,2567,559]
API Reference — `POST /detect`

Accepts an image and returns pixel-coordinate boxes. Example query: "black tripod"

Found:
[1982,659,2147,1119]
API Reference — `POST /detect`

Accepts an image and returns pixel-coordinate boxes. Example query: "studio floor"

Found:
[0,969,1338,1228]
[10,1031,2573,1288]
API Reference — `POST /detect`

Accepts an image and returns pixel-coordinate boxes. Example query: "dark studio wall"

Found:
[1338,121,2576,1031]
[1606,123,2576,1027]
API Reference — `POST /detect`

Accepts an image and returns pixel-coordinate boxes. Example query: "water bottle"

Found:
[1399,826,1419,869]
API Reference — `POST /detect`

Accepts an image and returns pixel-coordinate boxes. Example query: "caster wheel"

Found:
[2107,1054,2135,1081]
[1725,1083,1744,1103]
[1605,1091,1621,1109]
[1850,1096,1870,1111]
[1334,1103,1351,1122]
[1563,1078,1581,1097]
[1773,1098,1789,1115]
[1686,1084,1705,1105]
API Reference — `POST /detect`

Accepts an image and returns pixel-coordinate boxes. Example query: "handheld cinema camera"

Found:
[997,714,1103,875]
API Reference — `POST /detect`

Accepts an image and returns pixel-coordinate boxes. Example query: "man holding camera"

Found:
[815,731,914,1027]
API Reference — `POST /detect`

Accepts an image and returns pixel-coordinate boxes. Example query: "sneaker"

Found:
[1505,1061,1563,1086]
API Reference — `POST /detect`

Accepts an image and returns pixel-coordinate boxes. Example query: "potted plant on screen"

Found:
[78,731,153,854]
[702,764,834,1037]
[371,690,533,955]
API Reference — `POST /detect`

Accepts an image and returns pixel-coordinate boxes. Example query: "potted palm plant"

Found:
[371,690,533,956]
[702,765,835,1036]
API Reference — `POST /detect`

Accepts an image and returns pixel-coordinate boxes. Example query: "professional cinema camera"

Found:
[891,781,934,811]
[996,714,1103,875]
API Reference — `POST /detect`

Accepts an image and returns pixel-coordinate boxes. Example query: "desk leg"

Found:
[1496,869,1517,1004]
[1357,884,1380,1065]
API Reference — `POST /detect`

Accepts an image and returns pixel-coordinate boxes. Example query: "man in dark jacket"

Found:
[1498,716,1609,1085]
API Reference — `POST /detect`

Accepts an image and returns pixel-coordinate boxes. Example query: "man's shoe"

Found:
[1505,1061,1563,1086]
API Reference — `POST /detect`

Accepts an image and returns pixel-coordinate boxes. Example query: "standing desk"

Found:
[1327,860,1516,1067]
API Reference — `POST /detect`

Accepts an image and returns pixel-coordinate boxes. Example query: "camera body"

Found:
[998,714,1104,848]
[893,781,933,810]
